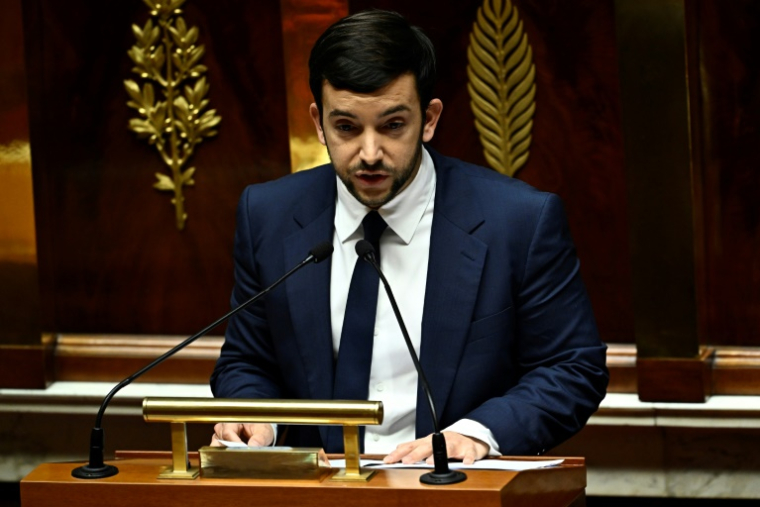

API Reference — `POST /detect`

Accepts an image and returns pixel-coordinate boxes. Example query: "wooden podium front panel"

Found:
[22,457,585,507]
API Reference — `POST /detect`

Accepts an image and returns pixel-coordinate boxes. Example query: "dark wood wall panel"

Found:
[24,0,291,335]
[696,0,760,347]
[349,0,632,343]
[21,0,759,352]
[515,0,631,344]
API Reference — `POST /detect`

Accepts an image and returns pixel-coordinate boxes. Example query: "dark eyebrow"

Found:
[328,109,356,119]
[327,105,411,119]
[379,105,411,117]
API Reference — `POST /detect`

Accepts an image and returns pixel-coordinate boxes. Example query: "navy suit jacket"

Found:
[211,148,608,455]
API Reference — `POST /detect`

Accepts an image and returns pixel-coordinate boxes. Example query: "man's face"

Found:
[310,73,442,209]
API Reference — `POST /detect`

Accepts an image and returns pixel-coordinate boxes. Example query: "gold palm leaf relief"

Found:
[467,0,536,177]
[124,0,222,230]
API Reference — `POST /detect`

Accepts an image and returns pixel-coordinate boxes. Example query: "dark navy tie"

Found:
[327,211,387,453]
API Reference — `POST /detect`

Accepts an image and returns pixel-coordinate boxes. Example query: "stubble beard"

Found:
[330,141,423,209]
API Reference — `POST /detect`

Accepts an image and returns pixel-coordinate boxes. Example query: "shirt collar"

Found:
[335,146,436,245]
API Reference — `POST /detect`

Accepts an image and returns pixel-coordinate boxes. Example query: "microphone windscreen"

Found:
[355,239,375,258]
[310,241,334,263]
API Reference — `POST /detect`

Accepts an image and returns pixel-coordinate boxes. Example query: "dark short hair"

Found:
[308,10,436,118]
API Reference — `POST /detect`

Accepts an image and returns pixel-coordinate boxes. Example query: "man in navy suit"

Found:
[211,10,608,464]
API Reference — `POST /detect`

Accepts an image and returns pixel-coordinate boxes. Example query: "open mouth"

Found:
[356,173,389,185]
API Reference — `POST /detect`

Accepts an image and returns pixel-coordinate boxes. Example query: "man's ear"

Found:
[309,103,326,145]
[422,99,443,143]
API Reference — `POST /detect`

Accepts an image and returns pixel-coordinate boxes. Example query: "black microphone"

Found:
[355,240,466,485]
[72,241,334,479]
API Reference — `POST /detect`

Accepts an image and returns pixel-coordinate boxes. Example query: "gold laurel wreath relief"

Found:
[467,0,536,177]
[124,0,221,230]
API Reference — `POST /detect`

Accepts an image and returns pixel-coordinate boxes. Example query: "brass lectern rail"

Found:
[142,398,383,482]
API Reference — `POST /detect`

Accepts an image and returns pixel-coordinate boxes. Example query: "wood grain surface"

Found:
[22,455,585,507]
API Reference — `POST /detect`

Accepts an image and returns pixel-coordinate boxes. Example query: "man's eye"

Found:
[336,124,354,132]
[386,122,404,130]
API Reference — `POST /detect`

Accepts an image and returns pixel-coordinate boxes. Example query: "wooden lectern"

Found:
[21,452,586,507]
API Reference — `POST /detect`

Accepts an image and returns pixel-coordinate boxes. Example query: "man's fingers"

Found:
[383,440,420,464]
[316,449,331,467]
[385,432,489,465]
[220,423,246,442]
[246,424,274,447]
[382,437,434,464]
[442,432,489,464]
[211,423,246,445]
[400,442,434,464]
[462,447,477,465]
[211,423,275,447]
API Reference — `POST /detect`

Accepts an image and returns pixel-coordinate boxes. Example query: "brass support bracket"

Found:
[329,426,376,482]
[157,422,200,479]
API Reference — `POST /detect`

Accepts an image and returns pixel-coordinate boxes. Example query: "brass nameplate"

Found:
[199,446,330,480]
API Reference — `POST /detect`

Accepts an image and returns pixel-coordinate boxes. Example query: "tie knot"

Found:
[362,211,387,248]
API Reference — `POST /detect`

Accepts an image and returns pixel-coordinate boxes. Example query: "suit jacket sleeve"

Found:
[210,186,285,400]
[464,193,608,455]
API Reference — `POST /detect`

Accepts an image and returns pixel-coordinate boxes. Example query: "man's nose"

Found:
[359,131,383,166]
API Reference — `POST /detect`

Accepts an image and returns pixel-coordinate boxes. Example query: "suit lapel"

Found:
[417,150,488,436]
[283,168,336,413]
[279,156,488,440]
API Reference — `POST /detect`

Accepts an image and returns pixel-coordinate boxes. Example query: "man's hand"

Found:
[382,431,489,465]
[210,423,274,447]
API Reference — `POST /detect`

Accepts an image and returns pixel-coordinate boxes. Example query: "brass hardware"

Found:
[330,426,376,482]
[157,422,199,479]
[143,398,383,424]
[199,446,329,480]
[143,398,383,481]
[467,0,536,177]
[124,0,221,230]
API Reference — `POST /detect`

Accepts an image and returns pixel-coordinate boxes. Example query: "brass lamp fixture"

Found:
[143,397,384,481]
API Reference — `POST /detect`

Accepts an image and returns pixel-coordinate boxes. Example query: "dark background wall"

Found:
[23,0,291,335]
[2,0,760,502]
[17,0,636,342]
[694,0,760,347]
[0,0,758,381]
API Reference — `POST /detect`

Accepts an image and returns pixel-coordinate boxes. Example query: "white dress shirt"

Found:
[330,147,501,455]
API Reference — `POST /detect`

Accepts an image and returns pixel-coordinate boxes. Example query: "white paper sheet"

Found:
[215,441,564,471]
[328,458,564,471]
[216,440,293,451]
